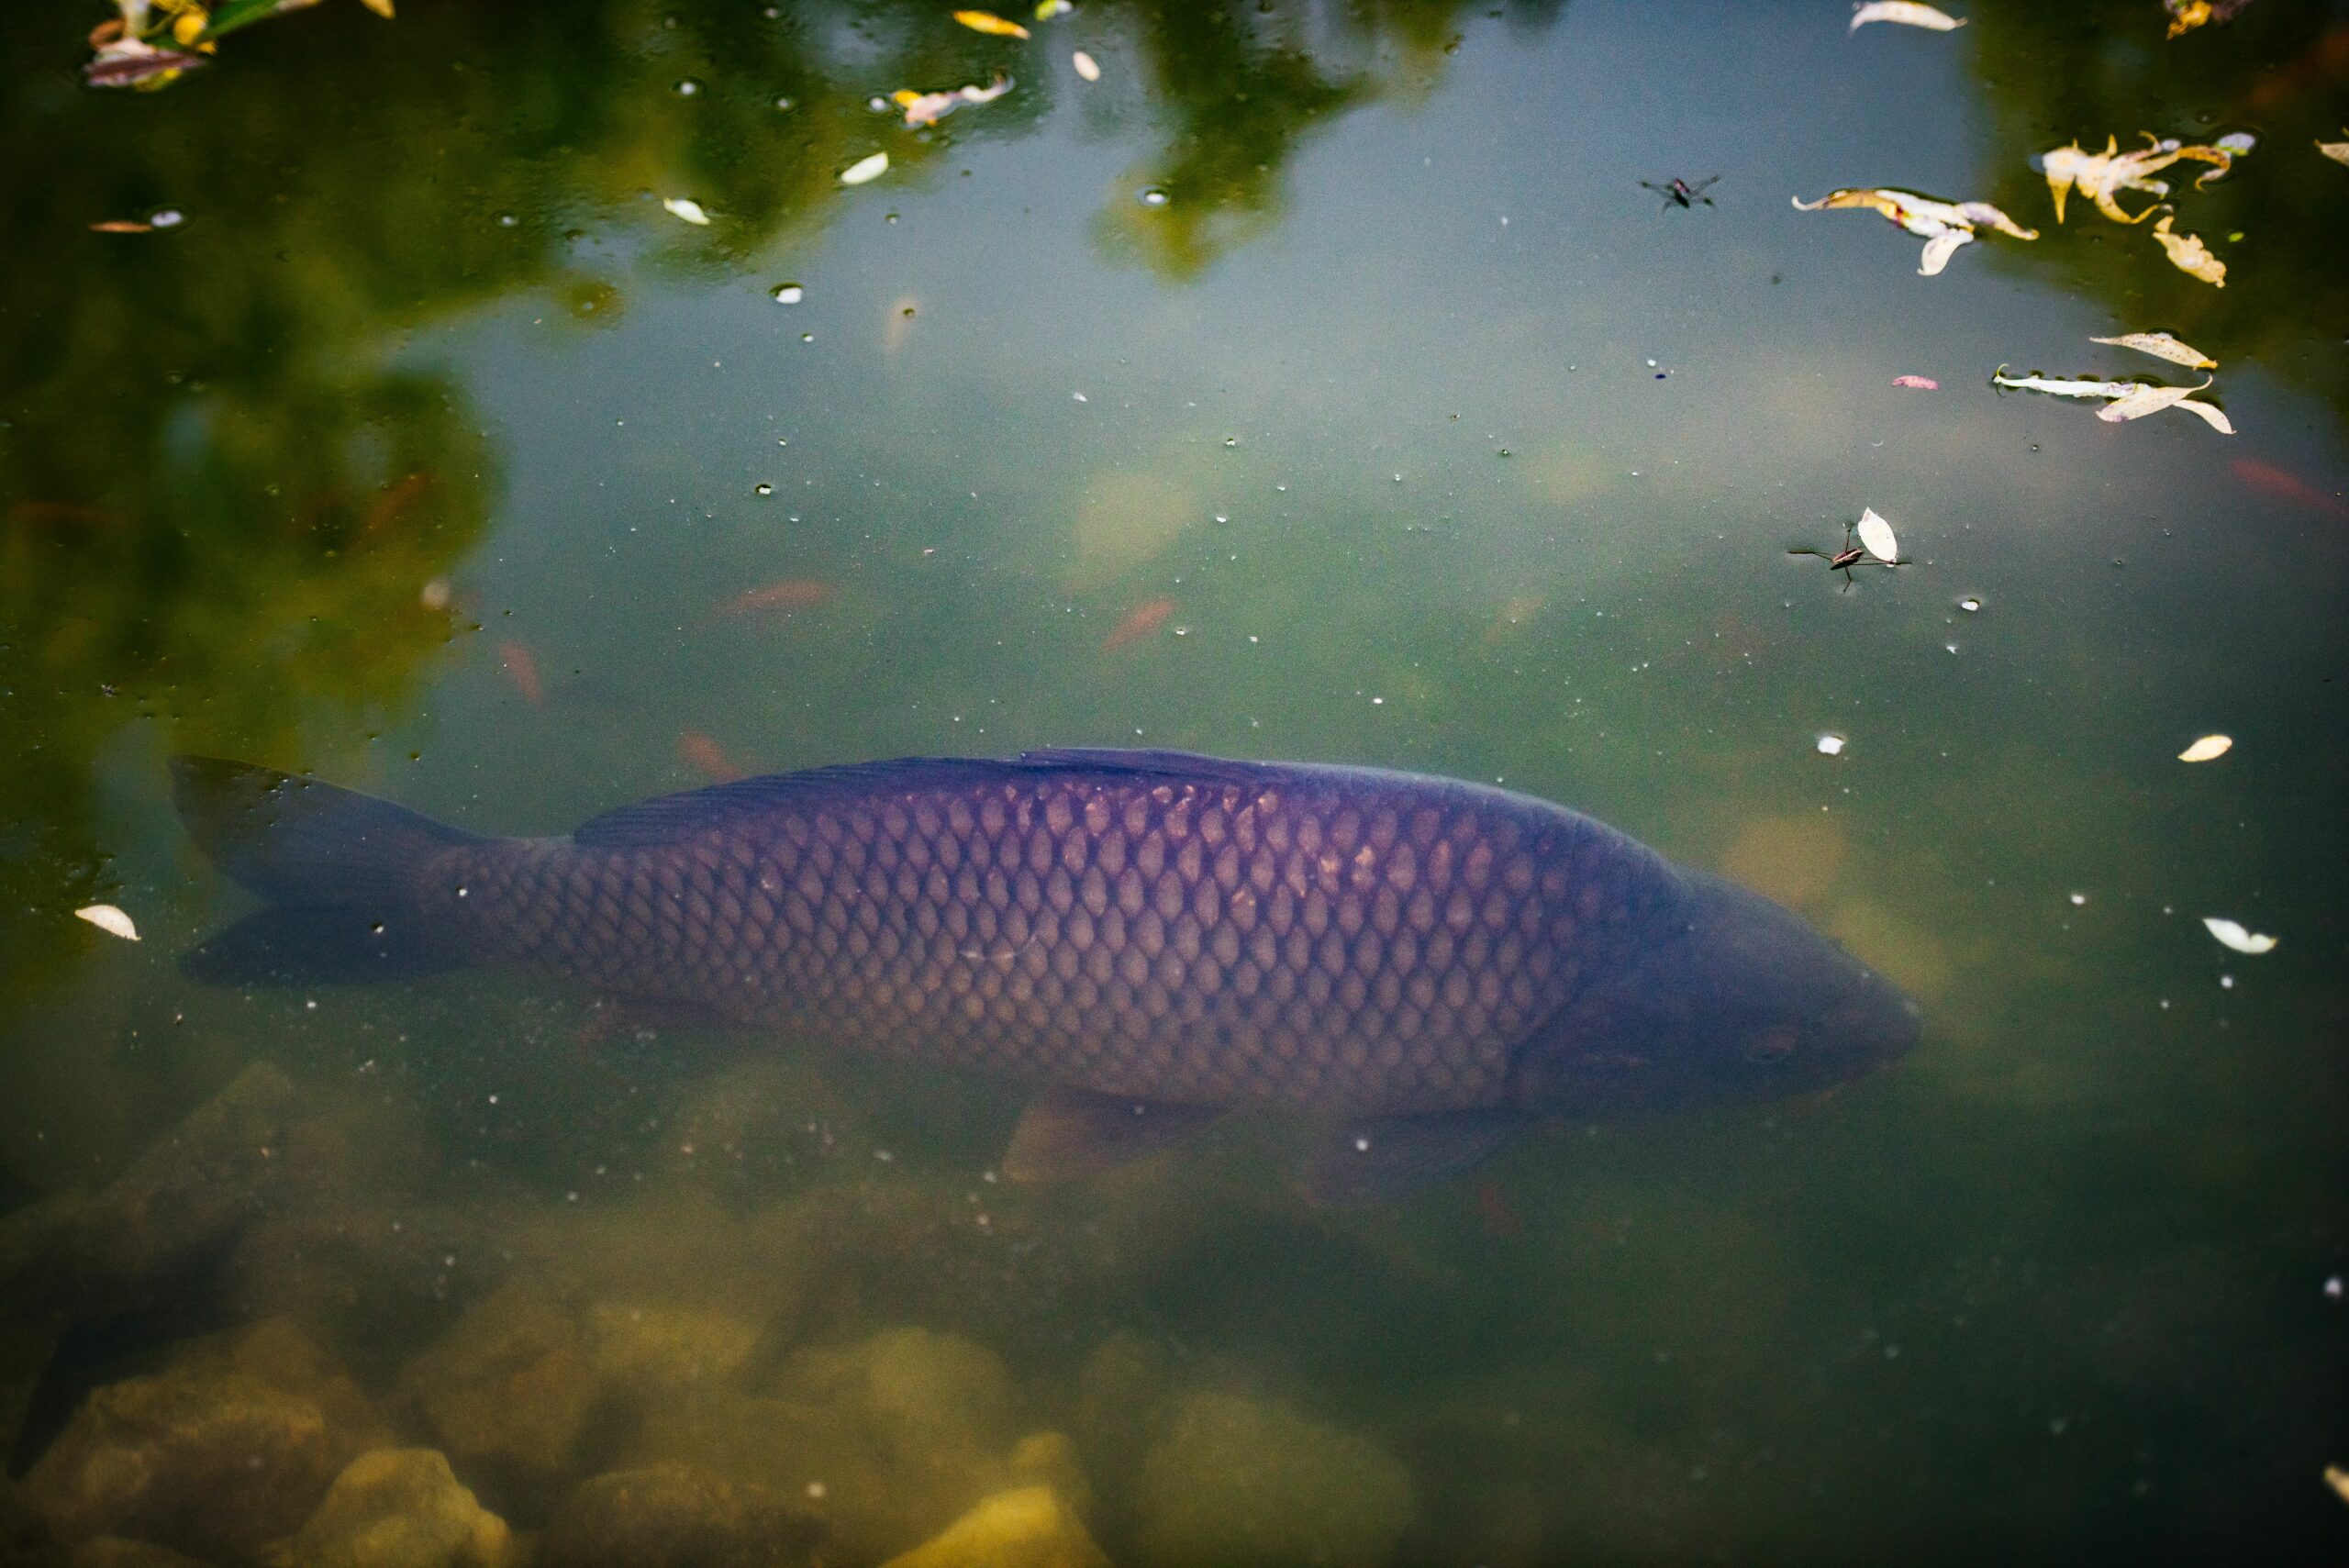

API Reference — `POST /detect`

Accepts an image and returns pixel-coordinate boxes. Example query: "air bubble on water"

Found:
[771,283,804,304]
[1353,1136,1371,1152]
[1213,514,1229,524]
[675,78,702,95]
[773,95,796,110]
[1645,358,1658,367]
[1816,734,1846,756]
[1172,626,1190,637]
[754,484,774,496]
[800,332,814,342]
[1139,187,1170,206]
[1223,436,1238,447]
[2220,974,2234,989]
[1959,595,1982,612]
[868,95,892,112]
[150,208,184,228]
[495,213,518,228]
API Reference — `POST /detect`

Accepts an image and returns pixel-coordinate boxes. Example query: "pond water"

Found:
[4,0,2346,1562]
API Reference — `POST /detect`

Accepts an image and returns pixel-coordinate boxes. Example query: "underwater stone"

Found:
[539,1463,823,1568]
[400,1281,597,1505]
[1007,1431,1093,1527]
[876,1485,1108,1568]
[25,1368,357,1562]
[1134,1391,1417,1568]
[588,1301,762,1395]
[286,1448,516,1568]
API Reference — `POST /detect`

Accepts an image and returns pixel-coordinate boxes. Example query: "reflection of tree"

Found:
[1964,0,2349,418]
[0,0,1558,1002]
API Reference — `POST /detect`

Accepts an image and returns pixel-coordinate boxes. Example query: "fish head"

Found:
[1520,870,1920,1116]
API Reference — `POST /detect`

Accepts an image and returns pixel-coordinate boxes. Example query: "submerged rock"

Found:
[587,1301,761,1396]
[877,1485,1108,1568]
[539,1463,822,1568]
[285,1448,515,1568]
[64,1539,214,1568]
[1134,1391,1416,1568]
[25,1368,358,1562]
[400,1281,597,1504]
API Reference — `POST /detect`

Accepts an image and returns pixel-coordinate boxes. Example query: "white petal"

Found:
[662,197,710,225]
[2201,917,2277,955]
[1073,49,1100,81]
[2088,331,2215,369]
[2176,734,2232,762]
[1816,734,1847,756]
[75,904,140,941]
[840,151,890,186]
[1850,2,1966,30]
[1917,228,1972,275]
[1855,506,1899,562]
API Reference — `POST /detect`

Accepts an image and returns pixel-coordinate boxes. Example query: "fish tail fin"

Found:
[171,756,484,984]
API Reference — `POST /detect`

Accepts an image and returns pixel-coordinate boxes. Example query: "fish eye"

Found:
[1744,1030,1796,1064]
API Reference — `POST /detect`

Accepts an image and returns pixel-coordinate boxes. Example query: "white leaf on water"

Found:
[1992,369,2144,400]
[1816,734,1847,756]
[840,151,890,186]
[2171,397,2236,434]
[2215,132,2256,154]
[1917,226,1972,275]
[1854,506,1899,562]
[75,905,139,941]
[2177,734,2232,762]
[1850,1,1965,29]
[2201,917,2277,954]
[1072,49,1100,82]
[2089,331,2215,369]
[2321,135,2349,169]
[662,197,710,225]
[2097,380,2208,423]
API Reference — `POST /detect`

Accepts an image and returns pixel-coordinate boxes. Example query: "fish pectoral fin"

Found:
[1299,1109,1531,1209]
[1001,1087,1220,1183]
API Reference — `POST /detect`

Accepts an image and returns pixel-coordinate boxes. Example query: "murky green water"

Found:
[5,0,2347,1562]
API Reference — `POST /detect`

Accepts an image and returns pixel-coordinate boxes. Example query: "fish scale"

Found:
[430,762,1656,1113]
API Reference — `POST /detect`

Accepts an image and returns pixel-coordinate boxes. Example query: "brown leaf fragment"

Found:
[89,219,155,233]
[84,39,206,86]
[356,0,394,15]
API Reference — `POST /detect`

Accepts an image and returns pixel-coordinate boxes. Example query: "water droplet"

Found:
[149,208,184,229]
[1138,187,1170,207]
[771,283,804,304]
[674,78,702,95]
[1172,625,1190,637]
[754,484,774,496]
[1959,595,1982,612]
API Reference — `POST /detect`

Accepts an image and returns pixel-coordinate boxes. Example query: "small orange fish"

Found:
[498,640,545,706]
[1102,595,1175,651]
[2232,457,2349,521]
[678,730,747,784]
[361,470,435,534]
[724,581,836,615]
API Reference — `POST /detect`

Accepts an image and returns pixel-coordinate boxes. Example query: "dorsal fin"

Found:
[571,751,1289,849]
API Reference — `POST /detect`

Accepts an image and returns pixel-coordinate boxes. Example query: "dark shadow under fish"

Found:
[170,749,1920,1205]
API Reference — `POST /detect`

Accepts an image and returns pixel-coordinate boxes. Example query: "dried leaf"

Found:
[2318,134,2349,168]
[1072,49,1100,81]
[662,196,710,225]
[1854,508,1898,563]
[2201,917,2277,954]
[840,151,890,186]
[1991,368,2145,400]
[2089,331,2215,369]
[2097,379,2208,423]
[2151,213,2226,286]
[893,73,1012,126]
[952,8,1030,37]
[2176,734,2232,762]
[1849,1,1965,29]
[2165,0,2211,37]
[2170,397,2235,434]
[1917,227,1972,275]
[356,0,393,16]
[1793,187,2032,275]
[75,904,140,941]
[84,37,206,86]
[2038,135,2232,225]
[2327,1466,2349,1507]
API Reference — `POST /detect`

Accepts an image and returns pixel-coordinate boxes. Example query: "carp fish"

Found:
[172,749,1919,1203]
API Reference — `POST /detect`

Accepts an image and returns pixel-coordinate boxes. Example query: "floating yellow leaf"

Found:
[2201,917,2276,955]
[2151,213,2225,286]
[357,0,394,17]
[2094,377,2233,432]
[2177,734,2232,762]
[2040,134,2236,224]
[1072,49,1100,81]
[2089,331,2214,369]
[1849,2,1965,30]
[2165,0,2210,37]
[952,8,1030,37]
[2320,134,2349,168]
[893,73,1012,127]
[1794,188,2034,275]
[75,904,140,941]
[662,196,710,225]
[1035,0,1071,15]
[840,150,890,186]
